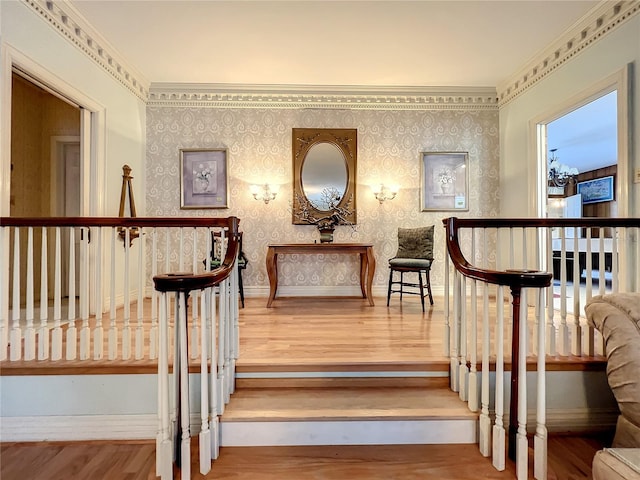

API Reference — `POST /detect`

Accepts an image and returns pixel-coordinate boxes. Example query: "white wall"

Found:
[499,15,640,219]
[0,0,147,218]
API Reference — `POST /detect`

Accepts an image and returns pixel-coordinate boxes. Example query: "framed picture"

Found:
[577,176,614,204]
[420,152,469,211]
[180,148,228,209]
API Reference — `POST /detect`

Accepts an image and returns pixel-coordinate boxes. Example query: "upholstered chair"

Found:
[387,225,434,312]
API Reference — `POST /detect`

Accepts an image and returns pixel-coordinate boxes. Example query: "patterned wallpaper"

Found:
[146,107,499,295]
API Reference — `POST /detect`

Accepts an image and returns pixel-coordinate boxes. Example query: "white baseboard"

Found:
[243,285,446,299]
[0,414,157,442]
[0,407,618,442]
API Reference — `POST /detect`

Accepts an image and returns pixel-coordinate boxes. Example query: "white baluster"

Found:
[157,291,172,480]
[209,286,220,459]
[177,291,191,480]
[468,234,479,411]
[546,228,557,357]
[191,228,199,360]
[150,228,158,360]
[443,239,450,357]
[534,288,548,480]
[598,228,606,296]
[492,285,506,471]
[0,227,8,361]
[24,227,36,360]
[217,272,227,414]
[459,275,468,402]
[571,230,582,356]
[66,228,77,360]
[80,227,90,360]
[94,227,104,360]
[122,229,131,359]
[611,227,618,292]
[199,287,211,475]
[108,227,118,360]
[479,228,491,457]
[38,227,49,360]
[559,228,569,356]
[10,228,22,361]
[52,227,63,360]
[516,289,528,480]
[450,270,461,392]
[135,226,145,360]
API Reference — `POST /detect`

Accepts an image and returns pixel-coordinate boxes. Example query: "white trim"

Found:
[22,0,149,101]
[220,419,477,446]
[148,84,498,110]
[498,1,640,106]
[242,285,446,299]
[0,414,157,441]
[0,407,618,442]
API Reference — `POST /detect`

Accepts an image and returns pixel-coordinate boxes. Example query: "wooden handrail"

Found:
[0,216,235,228]
[1,215,241,294]
[443,217,552,289]
[153,216,240,293]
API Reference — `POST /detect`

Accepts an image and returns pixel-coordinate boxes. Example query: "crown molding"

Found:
[23,0,150,101]
[497,0,640,107]
[148,84,499,110]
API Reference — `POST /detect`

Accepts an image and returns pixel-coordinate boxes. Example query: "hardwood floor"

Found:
[0,296,612,479]
[0,434,608,480]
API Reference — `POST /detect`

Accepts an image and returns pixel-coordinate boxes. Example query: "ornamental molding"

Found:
[23,0,149,101]
[497,0,640,107]
[147,84,499,110]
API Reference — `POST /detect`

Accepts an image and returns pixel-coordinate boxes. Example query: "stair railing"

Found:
[442,217,639,480]
[0,216,240,363]
[153,217,240,480]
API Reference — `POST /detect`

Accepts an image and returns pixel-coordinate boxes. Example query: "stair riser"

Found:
[235,376,449,389]
[220,419,477,446]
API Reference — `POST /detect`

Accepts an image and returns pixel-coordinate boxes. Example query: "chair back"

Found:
[394,225,434,260]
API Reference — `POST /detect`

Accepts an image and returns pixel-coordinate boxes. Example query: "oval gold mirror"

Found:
[292,128,357,226]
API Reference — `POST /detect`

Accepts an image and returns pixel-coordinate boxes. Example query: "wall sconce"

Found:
[250,183,279,204]
[371,184,399,204]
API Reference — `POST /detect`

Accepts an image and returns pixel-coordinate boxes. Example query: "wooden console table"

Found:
[266,243,376,307]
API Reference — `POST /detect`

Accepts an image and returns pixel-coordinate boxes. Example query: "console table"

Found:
[266,243,376,307]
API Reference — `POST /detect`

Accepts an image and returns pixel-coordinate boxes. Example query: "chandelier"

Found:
[548,149,578,187]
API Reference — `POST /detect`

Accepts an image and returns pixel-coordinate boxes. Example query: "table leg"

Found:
[365,247,376,306]
[266,248,278,307]
[359,253,367,298]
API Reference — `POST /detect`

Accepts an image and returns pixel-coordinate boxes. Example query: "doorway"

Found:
[10,71,81,302]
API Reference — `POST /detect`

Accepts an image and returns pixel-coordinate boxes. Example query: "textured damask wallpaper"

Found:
[146,107,499,296]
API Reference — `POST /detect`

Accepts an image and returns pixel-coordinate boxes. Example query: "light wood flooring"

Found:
[0,433,610,480]
[0,295,612,479]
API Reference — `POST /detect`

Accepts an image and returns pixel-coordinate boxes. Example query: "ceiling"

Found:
[69,0,599,87]
[68,0,615,173]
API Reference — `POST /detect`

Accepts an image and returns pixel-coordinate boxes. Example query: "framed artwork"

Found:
[420,152,469,211]
[180,148,228,209]
[577,176,614,204]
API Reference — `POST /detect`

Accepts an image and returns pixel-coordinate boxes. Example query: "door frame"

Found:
[1,44,106,317]
[530,66,630,219]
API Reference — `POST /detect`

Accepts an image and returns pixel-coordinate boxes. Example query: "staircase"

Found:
[220,361,477,448]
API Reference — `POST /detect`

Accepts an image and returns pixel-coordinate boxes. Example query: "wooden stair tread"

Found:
[222,386,476,422]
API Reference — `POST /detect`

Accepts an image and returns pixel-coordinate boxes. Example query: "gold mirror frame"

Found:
[292,128,357,225]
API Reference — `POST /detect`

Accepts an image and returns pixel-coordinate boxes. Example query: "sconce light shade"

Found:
[250,183,279,204]
[372,184,399,204]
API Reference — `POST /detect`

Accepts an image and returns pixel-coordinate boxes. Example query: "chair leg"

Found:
[399,271,404,301]
[387,269,393,306]
[238,267,245,308]
[418,271,425,313]
[425,269,434,305]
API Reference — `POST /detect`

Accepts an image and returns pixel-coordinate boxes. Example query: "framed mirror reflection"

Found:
[292,128,357,226]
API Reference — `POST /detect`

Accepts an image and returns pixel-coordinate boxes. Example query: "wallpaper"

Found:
[146,107,499,296]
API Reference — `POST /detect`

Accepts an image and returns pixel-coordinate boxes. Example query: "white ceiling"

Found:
[68,0,615,173]
[69,0,599,87]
